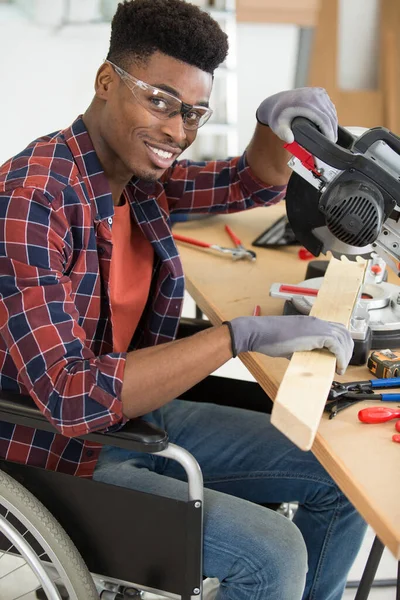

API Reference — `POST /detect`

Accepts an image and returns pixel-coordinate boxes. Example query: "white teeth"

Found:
[148,145,173,159]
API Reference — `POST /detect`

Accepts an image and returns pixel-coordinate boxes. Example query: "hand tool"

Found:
[224,225,256,260]
[368,349,400,378]
[329,377,400,399]
[357,410,400,444]
[358,406,400,424]
[173,225,256,261]
[324,377,400,419]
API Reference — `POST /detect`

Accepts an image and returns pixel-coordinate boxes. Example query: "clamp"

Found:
[325,377,400,419]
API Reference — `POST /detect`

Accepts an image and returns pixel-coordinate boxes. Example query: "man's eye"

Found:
[150,97,169,111]
[185,111,201,123]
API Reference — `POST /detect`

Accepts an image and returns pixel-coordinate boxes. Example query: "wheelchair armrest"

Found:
[0,390,168,453]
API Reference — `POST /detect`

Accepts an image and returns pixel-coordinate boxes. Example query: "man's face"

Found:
[96,52,213,182]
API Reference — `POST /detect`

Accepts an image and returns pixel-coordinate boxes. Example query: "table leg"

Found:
[397,560,400,600]
[354,536,385,600]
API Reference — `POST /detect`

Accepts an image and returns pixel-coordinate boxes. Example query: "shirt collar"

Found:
[62,116,165,218]
[62,116,114,221]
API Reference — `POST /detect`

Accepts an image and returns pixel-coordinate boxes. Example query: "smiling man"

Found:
[0,1,366,599]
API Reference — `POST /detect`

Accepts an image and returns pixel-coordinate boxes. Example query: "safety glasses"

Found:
[106,60,213,130]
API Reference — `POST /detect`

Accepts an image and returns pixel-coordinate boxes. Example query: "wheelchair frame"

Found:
[0,388,204,600]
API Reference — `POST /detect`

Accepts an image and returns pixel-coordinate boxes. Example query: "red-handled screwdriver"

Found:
[358,406,400,424]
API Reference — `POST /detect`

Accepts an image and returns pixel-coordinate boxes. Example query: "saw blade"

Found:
[311,226,374,261]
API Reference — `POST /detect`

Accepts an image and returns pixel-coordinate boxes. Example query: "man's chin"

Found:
[131,165,165,183]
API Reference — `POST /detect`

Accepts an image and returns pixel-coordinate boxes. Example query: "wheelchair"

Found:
[0,319,274,600]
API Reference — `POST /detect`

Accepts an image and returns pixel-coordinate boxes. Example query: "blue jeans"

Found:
[93,400,366,600]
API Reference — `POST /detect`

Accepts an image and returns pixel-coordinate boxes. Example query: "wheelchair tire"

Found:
[0,467,99,599]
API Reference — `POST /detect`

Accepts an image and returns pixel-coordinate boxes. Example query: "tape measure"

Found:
[368,349,400,378]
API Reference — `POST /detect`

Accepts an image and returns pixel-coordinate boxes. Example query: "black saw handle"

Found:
[290,117,357,171]
[291,117,400,166]
[354,127,400,156]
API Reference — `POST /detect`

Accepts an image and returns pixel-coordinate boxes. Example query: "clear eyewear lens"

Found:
[183,107,213,130]
[132,85,212,130]
[108,61,212,130]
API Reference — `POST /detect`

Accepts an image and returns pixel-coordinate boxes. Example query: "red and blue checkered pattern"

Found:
[0,116,285,478]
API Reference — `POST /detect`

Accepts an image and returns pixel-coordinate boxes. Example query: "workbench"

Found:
[174,203,400,561]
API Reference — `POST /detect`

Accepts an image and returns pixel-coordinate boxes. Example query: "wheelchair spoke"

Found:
[12,585,42,600]
[0,469,100,598]
[1,529,42,559]
[0,546,49,581]
[0,559,29,580]
[0,542,18,559]
[0,508,16,560]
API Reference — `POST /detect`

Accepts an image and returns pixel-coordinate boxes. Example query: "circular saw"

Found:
[284,118,400,273]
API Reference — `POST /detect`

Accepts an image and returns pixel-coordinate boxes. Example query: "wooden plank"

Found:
[236,0,319,26]
[271,257,367,451]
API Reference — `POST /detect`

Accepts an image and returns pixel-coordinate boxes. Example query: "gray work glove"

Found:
[225,315,353,375]
[256,87,338,144]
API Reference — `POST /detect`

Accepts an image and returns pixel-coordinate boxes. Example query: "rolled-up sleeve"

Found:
[164,152,287,214]
[0,187,127,437]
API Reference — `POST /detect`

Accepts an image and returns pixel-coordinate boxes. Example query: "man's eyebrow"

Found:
[153,83,209,107]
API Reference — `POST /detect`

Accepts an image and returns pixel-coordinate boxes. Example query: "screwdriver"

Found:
[358,406,400,424]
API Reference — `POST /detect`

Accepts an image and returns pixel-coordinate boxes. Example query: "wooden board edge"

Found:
[270,257,367,450]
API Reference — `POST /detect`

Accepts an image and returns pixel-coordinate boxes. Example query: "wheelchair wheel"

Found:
[0,468,99,599]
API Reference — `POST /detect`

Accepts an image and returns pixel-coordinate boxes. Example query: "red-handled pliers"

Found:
[173,225,256,261]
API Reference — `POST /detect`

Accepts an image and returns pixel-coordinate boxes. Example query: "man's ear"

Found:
[94,63,116,100]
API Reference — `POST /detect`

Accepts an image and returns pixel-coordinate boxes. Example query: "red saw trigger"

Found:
[284,141,321,176]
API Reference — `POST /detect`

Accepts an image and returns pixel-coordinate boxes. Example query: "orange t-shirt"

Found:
[109,199,154,353]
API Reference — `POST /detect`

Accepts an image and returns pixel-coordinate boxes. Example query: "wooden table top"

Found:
[174,204,400,559]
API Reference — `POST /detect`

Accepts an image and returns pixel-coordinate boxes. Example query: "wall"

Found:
[0,0,381,163]
[236,0,380,151]
[0,4,109,163]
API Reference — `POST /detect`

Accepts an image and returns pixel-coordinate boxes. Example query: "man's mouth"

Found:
[144,142,178,169]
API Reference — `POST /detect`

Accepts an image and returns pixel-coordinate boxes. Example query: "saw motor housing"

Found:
[320,179,384,247]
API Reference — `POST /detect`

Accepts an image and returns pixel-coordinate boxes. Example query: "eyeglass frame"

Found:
[105,59,213,130]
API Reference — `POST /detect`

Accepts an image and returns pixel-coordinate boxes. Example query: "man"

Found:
[0,1,365,598]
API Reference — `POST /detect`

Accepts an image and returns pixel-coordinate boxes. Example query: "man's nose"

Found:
[160,114,188,145]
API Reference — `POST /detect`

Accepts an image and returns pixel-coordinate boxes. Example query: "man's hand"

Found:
[225,315,353,375]
[256,87,338,144]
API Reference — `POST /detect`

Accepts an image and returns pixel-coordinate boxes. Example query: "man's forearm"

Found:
[246,123,292,186]
[121,324,232,418]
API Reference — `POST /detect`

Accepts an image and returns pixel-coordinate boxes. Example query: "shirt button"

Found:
[98,247,105,255]
[85,450,94,458]
[108,217,113,225]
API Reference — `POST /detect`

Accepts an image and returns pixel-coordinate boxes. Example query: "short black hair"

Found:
[107,0,228,75]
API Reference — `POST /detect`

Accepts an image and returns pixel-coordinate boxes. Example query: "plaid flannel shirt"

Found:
[0,116,285,478]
